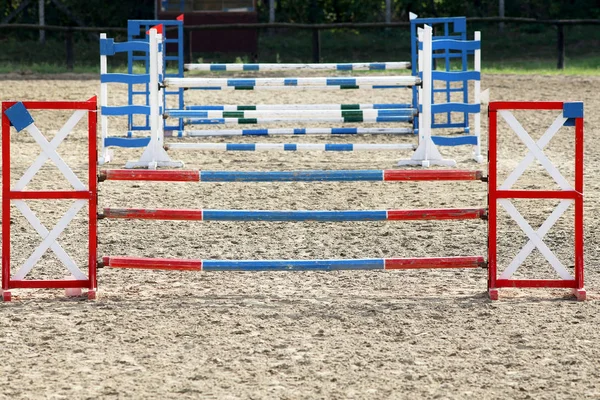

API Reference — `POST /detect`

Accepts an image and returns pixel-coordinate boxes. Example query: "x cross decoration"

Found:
[2,99,97,301]
[487,101,585,300]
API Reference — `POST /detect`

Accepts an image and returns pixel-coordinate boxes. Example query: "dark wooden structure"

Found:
[157,0,258,54]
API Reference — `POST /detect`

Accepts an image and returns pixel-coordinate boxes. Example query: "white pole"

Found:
[98,33,110,164]
[421,26,432,165]
[128,29,183,169]
[473,31,483,163]
[38,0,45,44]
[148,29,160,169]
[398,25,455,167]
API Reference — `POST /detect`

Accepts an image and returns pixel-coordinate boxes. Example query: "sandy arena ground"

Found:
[0,73,599,399]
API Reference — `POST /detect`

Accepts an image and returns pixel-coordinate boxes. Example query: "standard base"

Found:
[473,154,485,164]
[489,288,587,301]
[1,291,11,302]
[98,149,113,165]
[125,160,185,170]
[573,288,587,301]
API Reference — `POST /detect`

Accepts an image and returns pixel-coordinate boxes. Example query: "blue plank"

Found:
[200,170,385,182]
[431,39,480,52]
[369,63,386,70]
[228,79,256,86]
[102,105,151,116]
[431,103,480,114]
[226,144,255,151]
[104,136,151,148]
[202,259,386,271]
[431,135,478,146]
[325,144,353,151]
[327,78,357,86]
[432,71,480,82]
[331,128,358,134]
[337,64,353,71]
[242,129,269,135]
[202,210,387,222]
[101,73,150,85]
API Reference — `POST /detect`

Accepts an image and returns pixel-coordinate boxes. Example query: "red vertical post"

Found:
[487,108,498,296]
[1,103,13,294]
[574,117,584,290]
[87,97,98,295]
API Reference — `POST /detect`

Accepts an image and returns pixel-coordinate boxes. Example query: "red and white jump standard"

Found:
[1,99,98,301]
[487,101,585,300]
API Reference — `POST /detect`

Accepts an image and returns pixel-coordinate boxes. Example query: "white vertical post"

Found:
[269,0,275,23]
[126,28,183,169]
[398,25,455,167]
[38,0,45,44]
[98,33,112,164]
[499,0,505,33]
[473,31,483,163]
[385,0,391,24]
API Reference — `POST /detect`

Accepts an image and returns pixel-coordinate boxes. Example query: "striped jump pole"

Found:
[187,85,411,91]
[101,208,487,222]
[166,127,414,137]
[164,143,416,151]
[184,62,411,72]
[185,103,412,111]
[102,256,485,272]
[164,76,421,89]
[167,109,417,119]
[98,169,485,182]
[183,116,413,125]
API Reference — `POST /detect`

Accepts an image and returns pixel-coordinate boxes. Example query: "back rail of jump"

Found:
[1,98,585,301]
[184,62,411,72]
[100,24,480,168]
[99,16,483,169]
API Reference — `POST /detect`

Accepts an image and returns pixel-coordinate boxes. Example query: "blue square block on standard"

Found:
[563,102,584,119]
[5,102,34,132]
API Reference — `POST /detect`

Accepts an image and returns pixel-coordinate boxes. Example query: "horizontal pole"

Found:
[186,85,410,91]
[182,116,413,125]
[185,103,412,111]
[101,208,487,222]
[168,127,414,137]
[102,256,486,272]
[168,108,417,119]
[165,143,415,151]
[165,76,420,89]
[98,169,199,182]
[185,62,411,72]
[98,169,486,183]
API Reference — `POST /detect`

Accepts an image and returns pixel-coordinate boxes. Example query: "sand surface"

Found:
[1,73,599,399]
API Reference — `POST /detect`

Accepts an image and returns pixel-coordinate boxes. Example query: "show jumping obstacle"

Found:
[1,96,586,302]
[99,16,483,169]
[100,25,480,168]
